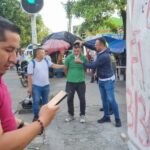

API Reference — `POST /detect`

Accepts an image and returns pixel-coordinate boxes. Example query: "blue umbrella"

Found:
[84,36,126,53]
[109,39,126,53]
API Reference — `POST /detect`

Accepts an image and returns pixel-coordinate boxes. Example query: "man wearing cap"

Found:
[64,42,88,123]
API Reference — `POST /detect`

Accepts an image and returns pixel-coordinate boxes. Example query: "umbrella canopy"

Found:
[42,31,81,46]
[42,39,70,54]
[109,40,126,53]
[84,36,126,53]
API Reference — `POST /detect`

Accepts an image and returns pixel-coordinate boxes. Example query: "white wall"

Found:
[127,0,150,150]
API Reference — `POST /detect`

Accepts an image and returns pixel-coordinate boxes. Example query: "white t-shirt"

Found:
[45,55,51,62]
[27,59,53,86]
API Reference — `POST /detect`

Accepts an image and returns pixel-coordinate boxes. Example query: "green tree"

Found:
[72,0,114,33]
[103,17,123,33]
[36,15,49,43]
[113,0,127,39]
[62,0,74,32]
[0,0,49,47]
[71,0,126,39]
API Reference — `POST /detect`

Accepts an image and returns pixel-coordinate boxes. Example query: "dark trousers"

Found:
[66,82,86,116]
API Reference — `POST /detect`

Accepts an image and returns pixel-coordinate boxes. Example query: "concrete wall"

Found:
[127,0,150,150]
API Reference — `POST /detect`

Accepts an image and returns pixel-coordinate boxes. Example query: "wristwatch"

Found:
[18,120,24,129]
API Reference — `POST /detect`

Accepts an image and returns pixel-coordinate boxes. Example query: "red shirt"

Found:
[0,77,17,132]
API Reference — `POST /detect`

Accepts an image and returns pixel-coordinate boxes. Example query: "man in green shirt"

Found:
[64,42,87,123]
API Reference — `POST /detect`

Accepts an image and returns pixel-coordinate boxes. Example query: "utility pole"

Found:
[31,14,37,45]
[21,0,44,45]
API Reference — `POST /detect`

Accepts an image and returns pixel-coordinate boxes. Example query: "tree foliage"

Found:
[72,0,114,32]
[0,0,49,47]
[62,0,74,32]
[113,0,127,39]
[71,0,126,38]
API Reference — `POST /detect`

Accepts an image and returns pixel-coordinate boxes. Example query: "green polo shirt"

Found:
[64,54,87,83]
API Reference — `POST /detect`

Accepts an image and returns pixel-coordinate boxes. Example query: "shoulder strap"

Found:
[31,59,36,69]
[31,58,49,73]
[44,58,49,67]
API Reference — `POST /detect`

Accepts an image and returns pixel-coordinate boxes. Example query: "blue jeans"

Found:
[32,84,50,118]
[98,80,120,119]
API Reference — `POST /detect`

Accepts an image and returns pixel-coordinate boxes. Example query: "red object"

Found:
[42,39,70,54]
[0,77,17,133]
[86,52,93,61]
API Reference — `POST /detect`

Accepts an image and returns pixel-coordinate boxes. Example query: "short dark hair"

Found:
[97,37,107,46]
[73,42,82,49]
[33,47,45,58]
[0,16,21,41]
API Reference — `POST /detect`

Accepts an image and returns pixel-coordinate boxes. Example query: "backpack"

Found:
[31,58,49,69]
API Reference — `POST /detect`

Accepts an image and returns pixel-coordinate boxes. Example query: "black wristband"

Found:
[18,120,24,129]
[37,119,44,135]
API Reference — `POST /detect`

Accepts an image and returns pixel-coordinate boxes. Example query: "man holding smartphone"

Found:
[64,41,88,123]
[0,16,59,150]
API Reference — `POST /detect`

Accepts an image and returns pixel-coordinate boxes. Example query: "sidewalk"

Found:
[4,70,128,150]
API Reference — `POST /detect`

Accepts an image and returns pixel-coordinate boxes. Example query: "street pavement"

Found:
[3,70,128,150]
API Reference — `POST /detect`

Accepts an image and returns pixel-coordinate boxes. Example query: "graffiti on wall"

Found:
[127,0,150,149]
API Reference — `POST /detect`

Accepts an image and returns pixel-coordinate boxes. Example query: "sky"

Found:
[40,0,84,32]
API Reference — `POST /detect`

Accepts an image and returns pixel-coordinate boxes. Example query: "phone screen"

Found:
[47,90,67,108]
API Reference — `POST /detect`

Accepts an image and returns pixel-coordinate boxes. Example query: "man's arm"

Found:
[27,61,33,96]
[51,64,65,69]
[75,54,108,69]
[63,56,69,75]
[75,58,98,69]
[0,105,59,150]
[0,124,3,135]
[27,75,32,96]
[84,61,98,69]
[0,121,43,150]
[64,66,68,75]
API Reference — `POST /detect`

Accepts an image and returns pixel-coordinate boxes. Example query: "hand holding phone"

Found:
[47,90,67,108]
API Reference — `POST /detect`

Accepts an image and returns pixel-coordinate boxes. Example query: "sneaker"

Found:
[97,116,111,123]
[65,115,75,122]
[80,115,86,123]
[115,119,122,127]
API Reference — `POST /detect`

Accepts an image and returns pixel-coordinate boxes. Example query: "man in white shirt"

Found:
[27,47,64,121]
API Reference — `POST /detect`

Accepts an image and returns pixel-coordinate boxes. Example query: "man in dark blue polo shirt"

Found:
[75,38,121,127]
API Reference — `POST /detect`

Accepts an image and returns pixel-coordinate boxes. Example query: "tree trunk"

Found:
[68,17,72,32]
[121,9,126,40]
[120,9,127,68]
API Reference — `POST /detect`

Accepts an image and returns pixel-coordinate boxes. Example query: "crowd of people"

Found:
[0,16,122,149]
